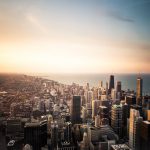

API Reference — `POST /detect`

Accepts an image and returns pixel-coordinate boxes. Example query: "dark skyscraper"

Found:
[71,96,81,124]
[24,120,47,150]
[116,81,121,93]
[51,121,58,149]
[109,75,114,94]
[64,122,72,143]
[140,121,150,150]
[136,76,143,105]
[111,104,123,137]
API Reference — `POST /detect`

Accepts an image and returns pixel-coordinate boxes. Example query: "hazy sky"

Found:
[0,0,150,74]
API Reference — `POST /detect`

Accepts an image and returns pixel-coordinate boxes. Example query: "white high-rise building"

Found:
[81,106,87,123]
[92,100,100,118]
[111,89,117,100]
[85,90,93,108]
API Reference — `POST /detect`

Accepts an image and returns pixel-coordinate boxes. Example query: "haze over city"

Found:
[0,0,150,74]
[0,1,150,150]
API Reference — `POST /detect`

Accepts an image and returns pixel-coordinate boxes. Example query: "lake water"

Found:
[36,73,150,95]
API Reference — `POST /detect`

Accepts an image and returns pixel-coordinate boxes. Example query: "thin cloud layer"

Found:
[0,0,150,73]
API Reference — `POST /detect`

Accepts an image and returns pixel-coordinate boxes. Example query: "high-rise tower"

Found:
[70,96,81,124]
[136,76,143,105]
[109,75,114,94]
[92,100,100,118]
[111,104,123,137]
[129,109,143,150]
[24,120,47,150]
[51,121,58,149]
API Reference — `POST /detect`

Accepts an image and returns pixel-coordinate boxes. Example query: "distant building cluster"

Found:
[0,74,150,150]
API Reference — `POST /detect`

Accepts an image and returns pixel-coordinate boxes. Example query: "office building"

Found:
[100,99,111,108]
[92,100,100,118]
[147,110,150,121]
[129,109,143,150]
[70,96,81,124]
[95,115,100,127]
[51,121,58,149]
[81,106,87,123]
[116,81,121,93]
[6,118,23,140]
[57,142,75,150]
[130,104,143,116]
[87,125,118,149]
[111,105,123,137]
[23,144,32,150]
[111,89,117,100]
[140,121,150,150]
[136,76,143,105]
[99,81,103,88]
[99,106,109,125]
[125,95,136,117]
[84,90,93,107]
[116,81,121,100]
[106,81,109,99]
[125,95,136,106]
[111,144,131,150]
[24,120,47,150]
[64,122,72,143]
[121,102,128,137]
[109,75,114,94]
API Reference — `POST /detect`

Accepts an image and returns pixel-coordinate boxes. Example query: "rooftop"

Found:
[143,121,150,124]
[111,144,131,150]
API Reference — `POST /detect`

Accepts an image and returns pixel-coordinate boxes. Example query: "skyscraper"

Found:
[140,121,150,150]
[106,81,109,99]
[84,90,93,107]
[122,102,128,137]
[111,89,117,100]
[111,104,123,137]
[129,109,143,150]
[116,81,121,100]
[109,75,114,94]
[116,81,121,93]
[95,115,100,127]
[51,121,58,149]
[136,76,143,105]
[70,96,81,124]
[64,122,72,143]
[99,81,103,88]
[24,120,47,150]
[92,100,100,118]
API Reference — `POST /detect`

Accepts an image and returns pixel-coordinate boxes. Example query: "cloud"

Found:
[26,13,47,34]
[128,0,150,8]
[107,11,134,23]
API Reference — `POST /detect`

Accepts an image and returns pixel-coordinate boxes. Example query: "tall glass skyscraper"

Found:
[71,96,81,124]
[109,75,114,94]
[129,109,143,150]
[136,76,143,105]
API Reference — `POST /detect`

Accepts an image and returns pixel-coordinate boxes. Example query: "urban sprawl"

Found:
[0,74,150,150]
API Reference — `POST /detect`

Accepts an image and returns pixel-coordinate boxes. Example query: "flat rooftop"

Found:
[111,144,131,150]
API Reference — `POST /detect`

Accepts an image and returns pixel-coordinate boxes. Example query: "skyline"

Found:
[0,0,150,74]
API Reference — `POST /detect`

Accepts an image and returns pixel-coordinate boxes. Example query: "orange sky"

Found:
[0,0,150,74]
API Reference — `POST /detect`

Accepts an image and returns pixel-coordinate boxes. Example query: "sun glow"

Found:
[0,0,149,74]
